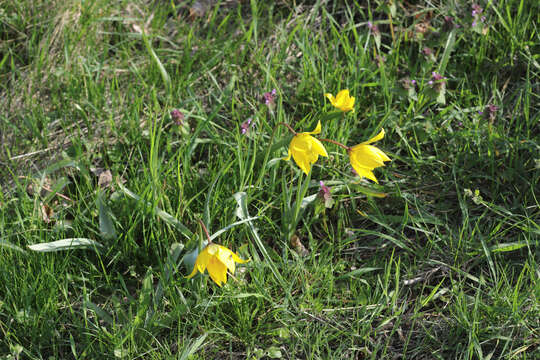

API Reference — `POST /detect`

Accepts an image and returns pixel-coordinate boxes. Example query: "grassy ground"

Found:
[1,0,539,358]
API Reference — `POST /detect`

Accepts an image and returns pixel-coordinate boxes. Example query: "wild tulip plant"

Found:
[186,220,249,287]
[189,89,390,287]
[280,90,390,182]
[273,90,391,244]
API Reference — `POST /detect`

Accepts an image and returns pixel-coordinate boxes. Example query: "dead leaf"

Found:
[189,1,208,20]
[290,235,310,257]
[40,203,54,224]
[98,170,113,188]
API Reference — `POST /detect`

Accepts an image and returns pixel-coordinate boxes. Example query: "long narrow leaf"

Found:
[0,239,26,253]
[28,238,103,252]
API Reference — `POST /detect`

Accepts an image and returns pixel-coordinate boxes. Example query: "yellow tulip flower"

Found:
[186,244,248,286]
[283,121,328,175]
[325,89,355,112]
[348,129,391,183]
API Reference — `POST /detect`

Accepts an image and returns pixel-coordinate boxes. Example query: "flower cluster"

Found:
[192,89,390,287]
[471,4,486,27]
[241,117,254,134]
[283,89,390,182]
[428,71,447,92]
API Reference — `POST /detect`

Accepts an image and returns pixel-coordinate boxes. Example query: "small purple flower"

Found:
[263,89,276,106]
[423,47,434,56]
[487,104,499,113]
[171,109,185,125]
[319,181,330,196]
[472,20,477,27]
[241,117,254,134]
[367,21,379,32]
[318,181,334,208]
[472,4,483,15]
[481,16,486,23]
[478,111,484,115]
[428,72,446,92]
[444,16,455,28]
[484,104,499,121]
[431,71,445,81]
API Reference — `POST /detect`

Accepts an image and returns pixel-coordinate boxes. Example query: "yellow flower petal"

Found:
[231,252,249,264]
[352,165,379,183]
[350,145,387,169]
[294,151,312,174]
[185,245,213,279]
[207,256,227,286]
[283,122,327,174]
[282,148,292,161]
[186,263,200,279]
[310,137,328,157]
[307,120,322,135]
[362,129,385,145]
[216,246,236,273]
[368,145,391,162]
[348,129,390,183]
[335,89,349,103]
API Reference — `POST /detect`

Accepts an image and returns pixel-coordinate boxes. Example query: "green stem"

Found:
[254,122,296,189]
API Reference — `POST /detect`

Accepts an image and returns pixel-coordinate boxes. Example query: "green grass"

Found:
[1,0,539,358]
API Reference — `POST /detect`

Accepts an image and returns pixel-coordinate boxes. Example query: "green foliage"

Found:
[0,0,538,358]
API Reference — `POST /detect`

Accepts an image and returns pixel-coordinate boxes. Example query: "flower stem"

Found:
[278,122,297,135]
[199,219,212,244]
[319,138,351,151]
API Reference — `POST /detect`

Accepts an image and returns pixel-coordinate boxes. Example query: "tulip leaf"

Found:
[43,158,91,181]
[134,268,154,328]
[97,193,117,241]
[209,217,260,241]
[337,267,381,280]
[490,242,528,253]
[204,159,234,232]
[28,238,103,252]
[438,30,456,76]
[178,333,207,360]
[0,239,26,253]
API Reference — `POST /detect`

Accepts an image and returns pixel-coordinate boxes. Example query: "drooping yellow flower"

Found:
[325,89,355,112]
[186,244,248,286]
[349,129,391,183]
[283,121,328,175]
